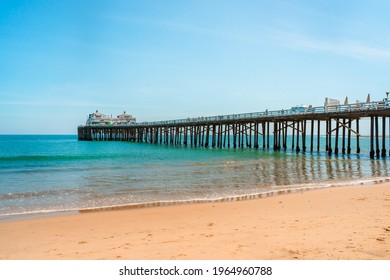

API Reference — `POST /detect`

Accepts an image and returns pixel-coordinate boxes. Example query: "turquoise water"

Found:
[0,135,389,219]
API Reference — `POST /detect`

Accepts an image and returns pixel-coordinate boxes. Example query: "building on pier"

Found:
[86,110,136,126]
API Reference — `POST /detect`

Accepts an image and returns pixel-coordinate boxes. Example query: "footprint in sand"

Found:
[376,237,385,243]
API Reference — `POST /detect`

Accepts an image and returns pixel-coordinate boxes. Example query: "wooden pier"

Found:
[78,100,390,159]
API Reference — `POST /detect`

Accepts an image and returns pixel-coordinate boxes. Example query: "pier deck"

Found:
[78,100,390,159]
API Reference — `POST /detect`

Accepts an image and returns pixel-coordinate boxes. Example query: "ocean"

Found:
[0,134,389,220]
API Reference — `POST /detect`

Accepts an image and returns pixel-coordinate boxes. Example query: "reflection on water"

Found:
[220,153,386,191]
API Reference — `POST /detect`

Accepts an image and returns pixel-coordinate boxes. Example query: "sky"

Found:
[0,0,389,134]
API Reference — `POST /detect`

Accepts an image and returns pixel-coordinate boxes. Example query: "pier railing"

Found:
[135,100,389,127]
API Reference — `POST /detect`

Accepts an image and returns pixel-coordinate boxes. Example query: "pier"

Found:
[78,100,390,159]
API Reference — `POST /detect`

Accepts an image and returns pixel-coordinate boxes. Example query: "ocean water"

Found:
[0,135,389,220]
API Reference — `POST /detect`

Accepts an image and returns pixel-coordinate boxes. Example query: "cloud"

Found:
[106,14,390,61]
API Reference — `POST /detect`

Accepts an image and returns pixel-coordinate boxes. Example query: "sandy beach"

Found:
[1,183,390,260]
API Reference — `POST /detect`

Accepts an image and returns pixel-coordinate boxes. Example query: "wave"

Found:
[79,177,390,213]
[0,189,83,200]
[2,176,388,220]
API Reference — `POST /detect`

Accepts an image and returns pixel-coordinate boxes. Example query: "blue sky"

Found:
[0,0,389,134]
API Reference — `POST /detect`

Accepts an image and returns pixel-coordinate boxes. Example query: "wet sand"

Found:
[1,183,390,260]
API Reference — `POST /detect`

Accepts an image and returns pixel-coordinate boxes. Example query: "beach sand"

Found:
[1,183,390,260]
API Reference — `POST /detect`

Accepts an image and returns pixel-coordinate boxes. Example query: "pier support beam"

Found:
[292,121,295,150]
[375,116,380,158]
[356,119,360,154]
[382,117,387,157]
[370,116,375,159]
[254,123,259,149]
[310,120,314,152]
[205,125,210,148]
[347,119,351,154]
[296,121,300,153]
[273,122,277,151]
[342,119,346,154]
[325,120,329,152]
[262,123,266,149]
[283,122,288,150]
[266,122,270,149]
[276,122,281,150]
[335,118,339,155]
[328,119,332,156]
[317,120,320,152]
[302,120,307,152]
[227,124,231,148]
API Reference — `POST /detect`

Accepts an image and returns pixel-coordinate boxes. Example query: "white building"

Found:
[86,110,136,126]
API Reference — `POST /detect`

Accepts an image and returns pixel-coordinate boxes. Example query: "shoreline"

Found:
[1,182,389,260]
[2,176,390,222]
